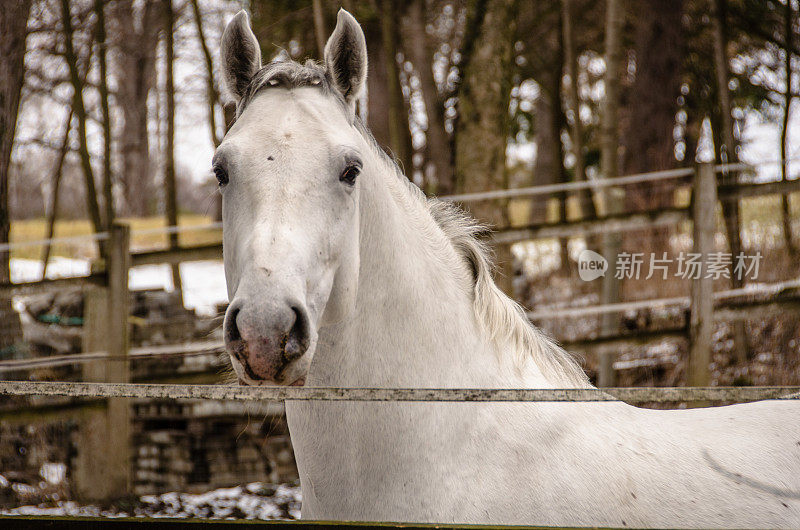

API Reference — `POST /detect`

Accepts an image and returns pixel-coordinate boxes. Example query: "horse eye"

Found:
[213,165,229,187]
[339,164,360,186]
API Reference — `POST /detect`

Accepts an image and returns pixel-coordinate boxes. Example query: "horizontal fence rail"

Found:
[1,279,796,373]
[0,381,798,403]
[527,278,800,320]
[441,167,695,203]
[439,158,798,203]
[0,222,222,252]
[0,341,224,374]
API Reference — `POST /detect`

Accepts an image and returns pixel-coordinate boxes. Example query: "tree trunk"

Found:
[364,15,393,153]
[163,0,182,304]
[41,108,74,280]
[454,0,518,296]
[112,0,160,217]
[712,0,748,362]
[620,0,683,280]
[561,0,597,222]
[403,0,453,195]
[622,0,683,209]
[190,0,223,221]
[780,0,796,257]
[379,0,412,174]
[95,0,115,230]
[190,0,222,149]
[311,0,327,59]
[712,0,742,267]
[362,6,412,173]
[599,0,624,349]
[552,12,570,271]
[0,0,32,350]
[60,0,105,257]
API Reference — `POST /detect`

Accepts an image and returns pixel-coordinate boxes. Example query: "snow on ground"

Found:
[0,480,301,520]
[11,258,228,316]
[129,261,228,316]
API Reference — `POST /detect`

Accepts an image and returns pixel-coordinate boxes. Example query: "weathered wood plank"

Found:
[0,381,797,404]
[688,164,716,387]
[131,243,222,266]
[718,178,800,200]
[491,207,689,243]
[0,273,106,297]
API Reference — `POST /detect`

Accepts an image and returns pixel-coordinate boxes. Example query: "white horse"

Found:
[215,9,800,527]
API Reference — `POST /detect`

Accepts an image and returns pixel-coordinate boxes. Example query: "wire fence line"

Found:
[0,381,798,403]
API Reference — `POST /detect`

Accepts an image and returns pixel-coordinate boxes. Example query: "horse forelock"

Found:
[236,59,346,118]
[234,57,589,388]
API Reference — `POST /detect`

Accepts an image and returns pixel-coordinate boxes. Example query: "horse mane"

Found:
[237,59,591,388]
[424,200,591,388]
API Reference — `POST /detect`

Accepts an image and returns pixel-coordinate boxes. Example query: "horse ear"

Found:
[324,9,367,107]
[220,10,262,103]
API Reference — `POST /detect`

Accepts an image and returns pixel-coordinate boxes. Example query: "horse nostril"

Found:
[224,305,242,343]
[284,306,310,361]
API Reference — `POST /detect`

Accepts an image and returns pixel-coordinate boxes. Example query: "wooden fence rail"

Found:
[1,161,798,503]
[1,381,799,404]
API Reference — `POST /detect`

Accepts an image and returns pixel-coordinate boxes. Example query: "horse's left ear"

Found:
[324,9,367,108]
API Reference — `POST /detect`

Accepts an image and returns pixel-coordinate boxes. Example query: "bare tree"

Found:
[312,0,327,58]
[0,0,32,349]
[112,0,161,216]
[561,0,597,222]
[60,0,104,256]
[780,0,796,256]
[362,6,411,172]
[378,0,412,172]
[41,109,74,280]
[712,0,748,362]
[95,0,114,229]
[163,0,182,302]
[454,0,519,295]
[190,0,222,149]
[403,0,453,194]
[598,0,624,385]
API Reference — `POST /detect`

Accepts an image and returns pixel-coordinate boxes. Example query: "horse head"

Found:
[216,9,368,386]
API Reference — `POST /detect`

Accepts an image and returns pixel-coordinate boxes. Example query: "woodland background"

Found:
[0,1,799,512]
[0,0,799,363]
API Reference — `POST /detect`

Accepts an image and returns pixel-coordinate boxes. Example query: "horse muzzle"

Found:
[224,297,311,384]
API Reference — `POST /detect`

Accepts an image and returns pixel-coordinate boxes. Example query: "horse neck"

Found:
[312,160,550,388]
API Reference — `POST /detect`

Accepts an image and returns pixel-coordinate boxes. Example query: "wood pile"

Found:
[131,400,297,496]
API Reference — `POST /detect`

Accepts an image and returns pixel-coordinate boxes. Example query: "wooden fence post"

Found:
[75,222,131,501]
[597,191,625,388]
[688,163,716,386]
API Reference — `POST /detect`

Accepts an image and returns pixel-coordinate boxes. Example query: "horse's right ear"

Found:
[220,10,262,103]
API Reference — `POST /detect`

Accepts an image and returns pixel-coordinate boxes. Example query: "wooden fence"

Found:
[0,160,799,507]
